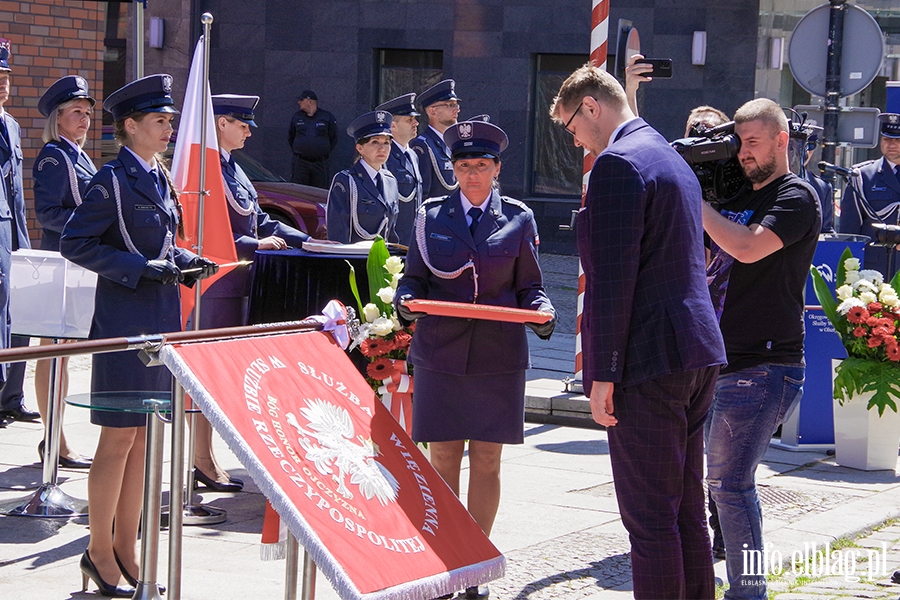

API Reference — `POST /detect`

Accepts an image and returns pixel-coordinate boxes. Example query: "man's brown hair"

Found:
[733,98,788,136]
[549,63,627,123]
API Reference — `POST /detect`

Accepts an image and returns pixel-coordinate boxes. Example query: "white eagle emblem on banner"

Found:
[286,398,400,506]
[459,122,473,139]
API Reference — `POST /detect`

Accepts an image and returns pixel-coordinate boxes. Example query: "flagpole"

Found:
[180,12,227,533]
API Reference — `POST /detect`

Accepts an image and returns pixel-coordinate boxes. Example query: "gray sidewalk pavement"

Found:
[3,254,900,599]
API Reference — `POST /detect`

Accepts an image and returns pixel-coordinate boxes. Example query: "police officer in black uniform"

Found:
[838,113,900,275]
[410,79,460,200]
[287,89,337,188]
[375,93,422,246]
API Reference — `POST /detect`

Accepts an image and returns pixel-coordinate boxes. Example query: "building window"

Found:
[376,49,443,106]
[531,54,588,197]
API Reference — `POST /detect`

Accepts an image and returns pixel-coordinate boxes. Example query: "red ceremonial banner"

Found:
[160,331,504,599]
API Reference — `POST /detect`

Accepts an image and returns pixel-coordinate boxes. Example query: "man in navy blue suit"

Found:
[551,64,726,599]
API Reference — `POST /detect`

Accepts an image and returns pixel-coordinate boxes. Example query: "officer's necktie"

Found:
[895,165,900,180]
[468,207,482,237]
[150,168,166,200]
[228,155,236,172]
[375,172,384,198]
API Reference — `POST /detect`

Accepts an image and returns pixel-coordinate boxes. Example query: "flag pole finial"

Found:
[201,13,213,25]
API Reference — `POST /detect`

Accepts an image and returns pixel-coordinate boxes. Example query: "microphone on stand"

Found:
[817,161,859,178]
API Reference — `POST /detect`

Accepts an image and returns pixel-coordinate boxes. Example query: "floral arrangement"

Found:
[347,237,415,432]
[810,249,900,415]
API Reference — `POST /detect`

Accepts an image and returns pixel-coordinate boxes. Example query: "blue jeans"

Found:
[705,363,804,600]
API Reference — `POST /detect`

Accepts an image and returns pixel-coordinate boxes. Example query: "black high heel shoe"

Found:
[80,550,136,598]
[114,550,165,594]
[193,467,243,492]
[38,440,92,469]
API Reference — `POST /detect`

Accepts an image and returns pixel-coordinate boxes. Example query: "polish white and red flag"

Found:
[171,37,238,326]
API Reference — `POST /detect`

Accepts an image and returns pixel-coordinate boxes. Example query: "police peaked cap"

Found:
[347,110,393,142]
[444,121,508,160]
[212,94,260,127]
[39,76,95,117]
[419,79,460,109]
[879,113,900,139]
[103,74,179,121]
[375,93,420,117]
[0,41,11,72]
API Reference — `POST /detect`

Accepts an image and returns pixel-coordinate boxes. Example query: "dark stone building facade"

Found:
[193,0,761,253]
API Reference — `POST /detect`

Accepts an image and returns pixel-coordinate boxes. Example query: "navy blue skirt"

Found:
[412,367,526,444]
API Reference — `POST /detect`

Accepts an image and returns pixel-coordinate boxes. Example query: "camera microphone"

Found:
[817,161,858,178]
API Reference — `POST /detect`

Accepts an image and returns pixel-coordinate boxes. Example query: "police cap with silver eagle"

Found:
[38,75,95,117]
[347,110,393,142]
[443,120,509,160]
[212,94,259,127]
[418,79,460,109]
[0,40,11,73]
[103,74,179,121]
[375,93,420,117]
[879,113,900,139]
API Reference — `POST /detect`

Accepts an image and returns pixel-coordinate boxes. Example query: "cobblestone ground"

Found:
[491,530,632,599]
[768,524,900,599]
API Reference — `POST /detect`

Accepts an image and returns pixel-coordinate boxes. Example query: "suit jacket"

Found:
[575,118,726,392]
[205,154,310,299]
[838,157,900,237]
[410,127,457,200]
[326,161,399,243]
[396,189,553,376]
[33,140,98,251]
[384,140,422,246]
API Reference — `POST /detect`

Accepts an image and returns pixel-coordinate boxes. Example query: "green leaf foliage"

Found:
[835,246,854,289]
[834,357,900,416]
[346,260,364,317]
[809,264,839,333]
[366,236,391,314]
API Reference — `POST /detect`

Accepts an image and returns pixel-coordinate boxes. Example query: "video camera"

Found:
[671,121,748,205]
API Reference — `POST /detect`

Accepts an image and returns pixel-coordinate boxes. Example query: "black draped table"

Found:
[248,249,371,324]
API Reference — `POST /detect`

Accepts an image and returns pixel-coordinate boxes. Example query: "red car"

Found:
[232,151,328,239]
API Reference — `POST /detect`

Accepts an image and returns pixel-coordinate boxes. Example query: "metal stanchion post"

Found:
[168,381,186,600]
[133,401,166,600]
[285,531,299,600]
[301,549,317,600]
[0,339,87,517]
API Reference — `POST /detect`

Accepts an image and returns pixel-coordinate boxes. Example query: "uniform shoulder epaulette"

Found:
[501,196,529,211]
[852,159,877,169]
[382,170,397,181]
[422,195,448,206]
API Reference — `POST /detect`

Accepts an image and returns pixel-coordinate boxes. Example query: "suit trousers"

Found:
[607,365,719,600]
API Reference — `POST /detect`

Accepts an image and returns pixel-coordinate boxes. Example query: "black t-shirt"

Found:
[707,173,821,373]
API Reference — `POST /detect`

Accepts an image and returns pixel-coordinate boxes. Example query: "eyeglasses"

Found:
[563,101,585,136]
[431,101,460,110]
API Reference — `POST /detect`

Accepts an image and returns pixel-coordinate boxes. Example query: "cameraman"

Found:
[701,98,820,600]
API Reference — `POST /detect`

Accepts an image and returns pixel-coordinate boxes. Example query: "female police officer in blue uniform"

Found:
[326,110,399,244]
[61,74,217,597]
[29,75,98,468]
[395,120,555,599]
[187,94,311,493]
